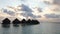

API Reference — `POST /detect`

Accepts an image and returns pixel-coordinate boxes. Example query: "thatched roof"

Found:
[2,18,11,24]
[12,18,21,24]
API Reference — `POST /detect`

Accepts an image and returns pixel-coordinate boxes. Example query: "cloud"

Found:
[2,9,15,16]
[44,13,60,18]
[20,13,41,19]
[43,0,60,5]
[1,4,42,19]
[52,6,60,12]
[20,4,33,12]
[19,4,41,18]
[44,1,51,4]
[36,7,42,12]
[43,0,53,4]
[53,0,60,5]
[20,0,26,2]
[44,1,53,5]
[43,0,60,13]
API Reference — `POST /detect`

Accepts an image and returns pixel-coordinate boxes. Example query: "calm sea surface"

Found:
[0,22,60,34]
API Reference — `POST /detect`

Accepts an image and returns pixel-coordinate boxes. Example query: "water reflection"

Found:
[0,22,60,34]
[2,24,10,28]
[22,25,33,34]
[1,24,10,34]
[13,24,20,27]
[12,24,22,34]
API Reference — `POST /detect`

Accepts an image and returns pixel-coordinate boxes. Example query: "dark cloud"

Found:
[44,13,60,18]
[44,0,60,5]
[37,8,42,12]
[44,1,52,5]
[18,4,41,18]
[1,4,42,19]
[43,0,60,12]
[20,4,33,12]
[3,9,15,16]
[53,0,60,5]
[21,13,41,18]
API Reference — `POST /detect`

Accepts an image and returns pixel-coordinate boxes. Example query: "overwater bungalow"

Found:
[2,18,11,24]
[21,19,40,25]
[31,20,40,24]
[21,19,26,24]
[26,19,32,24]
[26,19,40,25]
[12,18,21,24]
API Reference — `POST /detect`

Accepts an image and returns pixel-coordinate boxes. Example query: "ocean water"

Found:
[0,22,60,34]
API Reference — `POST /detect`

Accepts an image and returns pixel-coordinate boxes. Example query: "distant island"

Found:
[2,18,40,25]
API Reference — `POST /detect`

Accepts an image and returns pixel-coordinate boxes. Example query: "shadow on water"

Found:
[21,23,40,26]
[1,24,10,34]
[1,24,10,28]
[13,24,20,27]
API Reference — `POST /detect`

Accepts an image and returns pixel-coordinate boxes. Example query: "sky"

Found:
[0,0,60,22]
